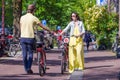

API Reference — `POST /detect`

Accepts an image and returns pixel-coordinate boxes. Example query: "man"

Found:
[20,4,52,74]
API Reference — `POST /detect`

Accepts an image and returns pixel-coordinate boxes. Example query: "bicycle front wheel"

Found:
[61,51,67,74]
[37,52,46,76]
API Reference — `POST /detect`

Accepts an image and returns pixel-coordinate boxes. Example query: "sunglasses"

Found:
[71,15,76,17]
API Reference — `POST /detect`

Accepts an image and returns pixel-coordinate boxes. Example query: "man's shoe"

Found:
[27,69,33,74]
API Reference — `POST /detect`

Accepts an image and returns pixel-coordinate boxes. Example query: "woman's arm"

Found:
[60,22,71,35]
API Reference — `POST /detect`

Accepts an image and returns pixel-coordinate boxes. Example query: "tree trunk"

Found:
[12,0,22,39]
[119,0,120,37]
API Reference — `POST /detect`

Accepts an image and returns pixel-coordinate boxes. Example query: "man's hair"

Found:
[27,4,36,13]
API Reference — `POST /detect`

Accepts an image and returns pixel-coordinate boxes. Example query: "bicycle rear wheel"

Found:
[37,52,46,76]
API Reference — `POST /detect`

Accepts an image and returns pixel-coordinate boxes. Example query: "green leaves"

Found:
[84,4,118,49]
[84,5,118,33]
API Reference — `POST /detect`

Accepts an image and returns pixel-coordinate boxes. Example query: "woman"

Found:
[60,12,85,73]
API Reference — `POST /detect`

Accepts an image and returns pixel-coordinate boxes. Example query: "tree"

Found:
[12,0,22,38]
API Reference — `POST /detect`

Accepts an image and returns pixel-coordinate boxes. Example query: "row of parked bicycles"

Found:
[0,35,21,57]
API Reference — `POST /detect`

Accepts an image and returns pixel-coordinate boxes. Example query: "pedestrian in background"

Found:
[20,4,52,74]
[60,12,85,73]
[84,30,91,51]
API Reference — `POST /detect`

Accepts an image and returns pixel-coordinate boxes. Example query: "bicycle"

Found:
[8,39,21,57]
[36,42,46,76]
[60,35,69,74]
[60,35,82,74]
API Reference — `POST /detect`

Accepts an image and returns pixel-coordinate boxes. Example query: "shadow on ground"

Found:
[84,71,118,80]
[85,56,116,63]
[85,65,114,69]
[45,49,62,54]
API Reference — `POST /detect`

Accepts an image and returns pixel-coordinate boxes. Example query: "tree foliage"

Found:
[0,0,13,27]
[1,0,119,49]
[84,5,118,48]
[21,0,96,30]
[1,0,96,29]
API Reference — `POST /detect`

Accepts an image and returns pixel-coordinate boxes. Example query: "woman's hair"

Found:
[70,12,81,21]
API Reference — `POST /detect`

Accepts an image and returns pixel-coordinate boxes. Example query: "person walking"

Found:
[60,12,85,73]
[20,4,52,74]
[84,30,91,51]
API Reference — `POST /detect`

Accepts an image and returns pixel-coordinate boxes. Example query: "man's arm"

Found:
[38,22,52,33]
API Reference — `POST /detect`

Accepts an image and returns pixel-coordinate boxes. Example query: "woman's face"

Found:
[71,13,77,21]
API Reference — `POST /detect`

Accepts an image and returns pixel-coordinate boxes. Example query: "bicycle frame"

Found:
[63,43,68,61]
[36,47,46,66]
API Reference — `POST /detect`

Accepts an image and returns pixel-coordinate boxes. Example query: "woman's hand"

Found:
[75,33,83,38]
[74,35,79,38]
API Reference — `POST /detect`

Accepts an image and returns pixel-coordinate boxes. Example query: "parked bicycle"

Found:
[111,33,120,58]
[8,39,21,57]
[0,34,21,57]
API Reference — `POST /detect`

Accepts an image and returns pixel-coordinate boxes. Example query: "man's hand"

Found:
[60,31,63,36]
[50,31,54,35]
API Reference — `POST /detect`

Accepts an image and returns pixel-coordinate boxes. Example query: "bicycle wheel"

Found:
[8,44,17,57]
[61,51,67,74]
[37,52,46,76]
[43,51,46,74]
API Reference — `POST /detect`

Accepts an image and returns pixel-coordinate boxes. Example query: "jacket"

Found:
[63,21,85,36]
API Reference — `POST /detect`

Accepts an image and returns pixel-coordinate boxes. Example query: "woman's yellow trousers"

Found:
[68,43,84,73]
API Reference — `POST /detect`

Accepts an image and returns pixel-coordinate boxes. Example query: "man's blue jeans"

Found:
[20,38,35,72]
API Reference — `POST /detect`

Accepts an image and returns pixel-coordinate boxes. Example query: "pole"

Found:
[2,0,5,38]
[119,0,120,37]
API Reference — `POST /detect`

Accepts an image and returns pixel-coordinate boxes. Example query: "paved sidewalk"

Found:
[0,49,119,80]
[0,49,69,80]
[69,50,119,80]
[83,50,119,80]
[69,70,83,80]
